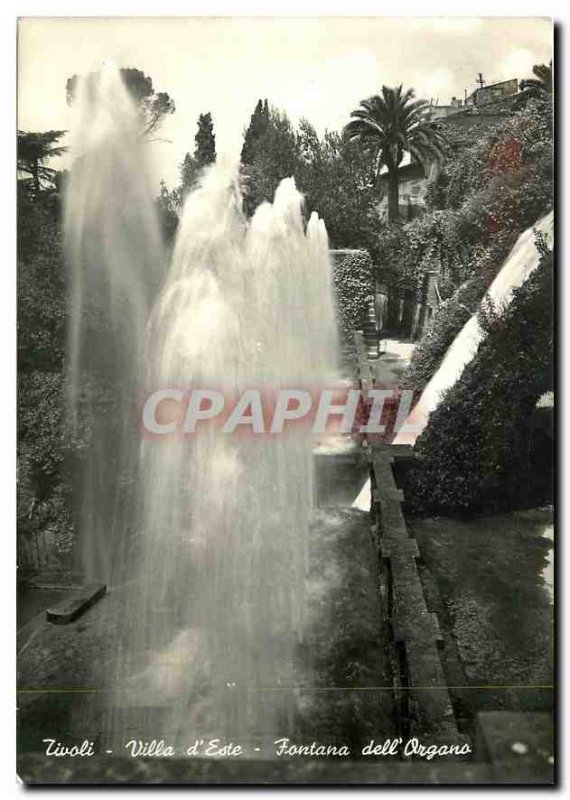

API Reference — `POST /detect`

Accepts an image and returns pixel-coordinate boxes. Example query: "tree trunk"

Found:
[32,160,40,193]
[387,167,399,222]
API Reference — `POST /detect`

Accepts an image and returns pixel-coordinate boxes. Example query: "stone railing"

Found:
[368,443,467,745]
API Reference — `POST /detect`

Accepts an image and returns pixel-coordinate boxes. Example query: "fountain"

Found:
[64,66,339,750]
[65,64,164,585]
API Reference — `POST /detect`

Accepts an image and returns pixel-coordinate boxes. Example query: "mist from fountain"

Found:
[64,64,165,584]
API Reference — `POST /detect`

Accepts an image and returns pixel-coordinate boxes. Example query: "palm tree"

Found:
[344,85,445,222]
[519,61,553,101]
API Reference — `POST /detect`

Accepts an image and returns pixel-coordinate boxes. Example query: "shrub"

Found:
[18,186,66,372]
[17,186,91,562]
[18,371,75,555]
[405,235,553,516]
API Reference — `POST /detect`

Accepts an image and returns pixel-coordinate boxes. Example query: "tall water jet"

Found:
[64,66,338,748]
[393,211,554,446]
[103,167,338,744]
[64,64,164,583]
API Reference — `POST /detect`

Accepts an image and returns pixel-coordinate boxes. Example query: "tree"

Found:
[156,180,181,242]
[295,124,377,248]
[238,108,378,245]
[66,67,175,136]
[344,85,445,222]
[17,130,67,192]
[241,99,270,164]
[194,112,216,167]
[180,112,217,193]
[239,102,298,216]
[519,61,553,101]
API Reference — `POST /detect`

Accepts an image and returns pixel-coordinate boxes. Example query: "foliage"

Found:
[180,112,217,194]
[17,130,67,192]
[18,185,66,372]
[332,251,374,349]
[156,180,181,244]
[240,102,299,217]
[241,99,270,164]
[400,96,553,390]
[406,237,553,516]
[17,180,111,557]
[344,85,445,221]
[17,184,87,558]
[426,96,552,214]
[295,124,378,249]
[17,369,74,554]
[179,154,198,196]
[154,99,374,247]
[17,184,69,555]
[19,371,64,497]
[239,108,378,247]
[366,222,408,289]
[401,275,486,391]
[17,367,104,556]
[66,67,175,136]
[425,125,493,212]
[194,112,216,166]
[518,61,553,102]
[370,210,483,302]
[387,95,553,393]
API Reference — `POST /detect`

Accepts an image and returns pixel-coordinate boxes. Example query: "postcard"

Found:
[16,15,554,785]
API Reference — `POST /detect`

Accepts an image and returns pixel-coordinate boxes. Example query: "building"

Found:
[465,78,518,107]
[376,153,439,222]
[427,96,465,120]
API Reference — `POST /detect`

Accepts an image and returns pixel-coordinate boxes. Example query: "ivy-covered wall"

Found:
[330,249,374,355]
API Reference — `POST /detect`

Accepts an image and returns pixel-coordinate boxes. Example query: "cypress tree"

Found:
[241,99,270,164]
[194,112,216,168]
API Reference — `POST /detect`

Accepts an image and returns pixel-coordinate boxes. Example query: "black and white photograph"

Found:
[15,13,554,785]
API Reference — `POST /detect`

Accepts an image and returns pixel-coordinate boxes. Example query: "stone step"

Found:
[46,583,107,625]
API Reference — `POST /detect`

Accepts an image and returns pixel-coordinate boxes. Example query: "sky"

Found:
[18,16,553,188]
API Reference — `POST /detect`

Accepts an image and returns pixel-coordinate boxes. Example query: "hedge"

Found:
[405,235,553,517]
[332,250,374,352]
